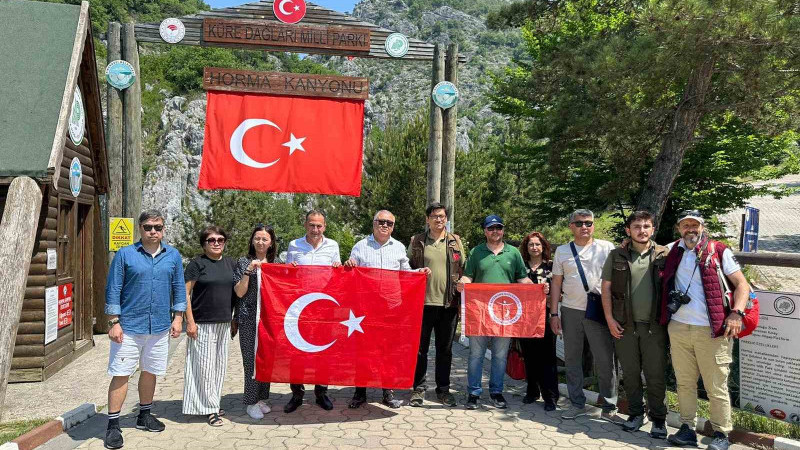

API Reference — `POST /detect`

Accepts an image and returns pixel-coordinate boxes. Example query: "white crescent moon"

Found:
[284,292,338,353]
[278,0,294,16]
[230,119,281,169]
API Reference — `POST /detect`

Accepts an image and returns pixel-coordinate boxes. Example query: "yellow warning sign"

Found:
[109,217,134,251]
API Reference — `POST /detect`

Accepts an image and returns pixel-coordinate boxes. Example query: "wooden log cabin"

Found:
[0,0,110,382]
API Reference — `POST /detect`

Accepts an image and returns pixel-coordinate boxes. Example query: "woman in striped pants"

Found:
[182,226,237,426]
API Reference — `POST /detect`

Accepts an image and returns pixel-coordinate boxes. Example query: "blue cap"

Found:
[482,215,503,228]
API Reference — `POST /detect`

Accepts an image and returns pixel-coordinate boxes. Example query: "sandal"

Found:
[207,413,223,427]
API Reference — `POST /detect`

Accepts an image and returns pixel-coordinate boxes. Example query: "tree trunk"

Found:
[637,56,715,228]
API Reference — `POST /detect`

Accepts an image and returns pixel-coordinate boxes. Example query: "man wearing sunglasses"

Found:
[550,209,619,422]
[457,215,531,410]
[344,210,431,409]
[103,210,187,449]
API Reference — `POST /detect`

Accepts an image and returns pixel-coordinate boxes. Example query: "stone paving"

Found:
[41,334,748,450]
[721,174,800,293]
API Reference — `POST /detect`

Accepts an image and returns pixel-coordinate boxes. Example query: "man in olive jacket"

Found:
[601,210,669,438]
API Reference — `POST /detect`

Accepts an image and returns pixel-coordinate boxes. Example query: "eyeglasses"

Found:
[486,225,504,231]
[374,219,395,227]
[142,224,164,232]
[428,214,447,221]
[205,238,226,245]
[571,221,594,228]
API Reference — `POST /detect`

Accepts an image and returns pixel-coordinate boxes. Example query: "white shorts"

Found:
[108,331,170,376]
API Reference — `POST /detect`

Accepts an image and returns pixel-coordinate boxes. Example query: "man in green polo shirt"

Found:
[600,210,669,438]
[458,215,530,410]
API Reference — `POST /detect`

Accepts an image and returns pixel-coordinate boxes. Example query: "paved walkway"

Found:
[721,174,800,293]
[34,335,747,450]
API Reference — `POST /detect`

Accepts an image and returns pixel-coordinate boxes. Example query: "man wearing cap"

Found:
[457,215,531,410]
[661,210,750,450]
[549,209,620,422]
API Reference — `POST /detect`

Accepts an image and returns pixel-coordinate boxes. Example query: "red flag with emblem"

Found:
[198,91,364,196]
[255,265,426,388]
[461,284,547,338]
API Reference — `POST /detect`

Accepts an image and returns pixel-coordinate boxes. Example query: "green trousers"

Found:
[614,321,668,420]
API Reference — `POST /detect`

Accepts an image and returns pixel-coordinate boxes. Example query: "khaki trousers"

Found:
[668,321,733,434]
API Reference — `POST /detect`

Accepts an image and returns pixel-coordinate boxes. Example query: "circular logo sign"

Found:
[105,60,136,90]
[68,86,85,146]
[69,157,82,198]
[790,413,800,424]
[775,296,796,316]
[487,292,523,326]
[385,32,409,57]
[771,409,787,420]
[273,0,306,24]
[159,18,185,43]
[432,81,459,109]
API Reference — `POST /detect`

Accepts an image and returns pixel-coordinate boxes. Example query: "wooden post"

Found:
[427,44,444,206]
[0,177,43,417]
[441,43,458,231]
[122,23,142,240]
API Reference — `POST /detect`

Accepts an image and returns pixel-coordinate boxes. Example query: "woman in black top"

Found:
[518,231,560,411]
[182,226,237,426]
[233,224,278,420]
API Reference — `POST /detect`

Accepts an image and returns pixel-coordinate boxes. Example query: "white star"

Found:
[294,4,300,11]
[340,310,365,337]
[282,133,306,155]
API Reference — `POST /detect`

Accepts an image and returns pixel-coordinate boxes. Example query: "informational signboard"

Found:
[44,286,58,345]
[46,248,57,271]
[58,283,73,329]
[202,19,370,53]
[742,206,760,252]
[739,290,800,424]
[109,217,134,251]
[203,67,369,100]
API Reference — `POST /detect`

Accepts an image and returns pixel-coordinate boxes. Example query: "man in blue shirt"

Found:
[103,210,186,449]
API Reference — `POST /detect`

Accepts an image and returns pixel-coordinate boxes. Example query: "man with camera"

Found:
[661,211,751,450]
[550,209,619,422]
[600,211,669,438]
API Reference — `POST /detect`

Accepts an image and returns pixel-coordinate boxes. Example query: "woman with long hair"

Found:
[182,226,237,426]
[518,231,560,411]
[233,224,278,419]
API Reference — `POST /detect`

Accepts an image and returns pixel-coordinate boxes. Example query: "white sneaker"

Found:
[257,401,271,414]
[246,404,264,419]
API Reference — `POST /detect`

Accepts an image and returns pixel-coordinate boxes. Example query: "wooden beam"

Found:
[202,18,370,53]
[107,21,124,268]
[204,67,369,100]
[440,44,458,231]
[0,177,43,418]
[426,44,444,206]
[734,251,800,268]
[122,23,142,239]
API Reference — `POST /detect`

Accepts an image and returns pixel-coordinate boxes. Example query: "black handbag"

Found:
[570,242,607,326]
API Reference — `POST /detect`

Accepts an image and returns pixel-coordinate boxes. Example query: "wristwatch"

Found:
[107,317,120,327]
[549,312,559,317]
[734,309,746,318]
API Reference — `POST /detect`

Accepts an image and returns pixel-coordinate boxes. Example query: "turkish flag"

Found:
[198,91,364,196]
[461,284,547,338]
[255,265,426,388]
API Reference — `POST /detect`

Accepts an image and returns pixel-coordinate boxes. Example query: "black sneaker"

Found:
[284,395,303,413]
[465,395,479,410]
[315,394,334,411]
[522,394,539,404]
[436,391,457,407]
[382,391,403,409]
[706,432,730,450]
[104,427,123,449]
[668,423,699,447]
[650,419,667,440]
[489,393,508,409]
[135,414,165,432]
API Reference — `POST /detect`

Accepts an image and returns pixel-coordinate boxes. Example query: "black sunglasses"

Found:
[486,225,504,231]
[142,224,164,232]
[205,237,226,245]
[571,221,594,228]
[374,219,395,227]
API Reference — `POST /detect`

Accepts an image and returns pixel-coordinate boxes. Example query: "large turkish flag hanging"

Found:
[198,91,364,196]
[461,284,547,338]
[255,265,426,388]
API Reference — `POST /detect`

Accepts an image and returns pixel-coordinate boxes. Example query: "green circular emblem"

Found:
[384,33,409,58]
[68,86,85,146]
[105,60,136,90]
[432,81,459,109]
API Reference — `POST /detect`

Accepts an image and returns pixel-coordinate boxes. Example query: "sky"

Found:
[205,0,359,14]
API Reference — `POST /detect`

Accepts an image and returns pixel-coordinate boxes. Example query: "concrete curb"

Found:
[7,403,96,450]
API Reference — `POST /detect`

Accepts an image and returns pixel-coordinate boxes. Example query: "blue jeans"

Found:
[467,336,511,397]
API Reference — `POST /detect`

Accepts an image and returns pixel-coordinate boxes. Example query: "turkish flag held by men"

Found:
[255,264,426,389]
[461,283,547,338]
[198,91,364,196]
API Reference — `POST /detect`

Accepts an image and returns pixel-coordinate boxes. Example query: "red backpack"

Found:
[709,242,760,338]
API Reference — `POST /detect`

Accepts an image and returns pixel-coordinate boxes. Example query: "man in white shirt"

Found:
[662,211,750,450]
[284,210,341,413]
[549,209,620,422]
[344,210,430,409]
